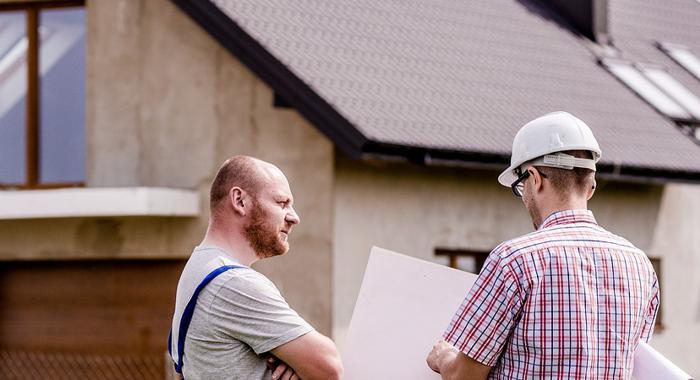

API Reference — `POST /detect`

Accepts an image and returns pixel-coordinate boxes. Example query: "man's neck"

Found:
[536,197,588,228]
[201,226,258,266]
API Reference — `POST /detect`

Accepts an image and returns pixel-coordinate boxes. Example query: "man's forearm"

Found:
[437,349,462,380]
[271,332,343,380]
[443,352,491,380]
[427,341,491,380]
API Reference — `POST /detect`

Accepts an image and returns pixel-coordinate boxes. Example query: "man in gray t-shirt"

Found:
[170,156,342,380]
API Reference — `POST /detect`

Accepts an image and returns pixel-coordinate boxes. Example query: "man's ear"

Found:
[529,167,543,192]
[229,187,248,216]
[586,179,596,200]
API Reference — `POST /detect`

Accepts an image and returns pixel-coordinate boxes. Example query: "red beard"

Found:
[244,202,288,259]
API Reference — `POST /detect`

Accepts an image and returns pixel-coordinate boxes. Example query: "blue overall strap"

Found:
[168,264,243,374]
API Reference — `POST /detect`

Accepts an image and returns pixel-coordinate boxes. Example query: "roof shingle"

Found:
[192,0,700,179]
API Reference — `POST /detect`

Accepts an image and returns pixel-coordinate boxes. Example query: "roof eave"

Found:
[361,142,700,184]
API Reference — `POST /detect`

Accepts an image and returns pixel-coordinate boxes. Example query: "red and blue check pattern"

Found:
[444,209,659,379]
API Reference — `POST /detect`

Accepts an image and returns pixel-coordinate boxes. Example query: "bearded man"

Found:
[169,156,342,380]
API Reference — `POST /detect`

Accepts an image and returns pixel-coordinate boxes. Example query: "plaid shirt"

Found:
[444,209,659,379]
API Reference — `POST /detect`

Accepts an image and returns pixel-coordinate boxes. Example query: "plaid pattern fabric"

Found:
[444,209,659,379]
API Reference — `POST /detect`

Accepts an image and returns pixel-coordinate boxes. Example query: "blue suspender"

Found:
[168,265,243,374]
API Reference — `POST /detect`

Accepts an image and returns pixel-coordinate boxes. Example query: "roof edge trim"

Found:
[362,142,700,184]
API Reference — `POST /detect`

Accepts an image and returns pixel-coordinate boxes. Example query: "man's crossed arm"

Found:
[268,330,343,380]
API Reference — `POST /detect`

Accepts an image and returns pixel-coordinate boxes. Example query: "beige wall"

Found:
[332,156,699,377]
[333,157,531,348]
[644,184,700,376]
[0,0,335,334]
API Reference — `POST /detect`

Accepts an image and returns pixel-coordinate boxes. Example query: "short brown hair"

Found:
[209,156,264,212]
[532,150,595,197]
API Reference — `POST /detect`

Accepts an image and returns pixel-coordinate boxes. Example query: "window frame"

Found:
[0,0,85,189]
[639,64,700,120]
[435,248,490,274]
[648,257,664,332]
[657,41,700,82]
[600,58,700,124]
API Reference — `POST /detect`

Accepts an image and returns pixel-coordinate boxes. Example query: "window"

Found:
[649,257,663,331]
[434,248,489,274]
[0,2,85,188]
[601,59,698,122]
[658,42,700,81]
[640,65,700,120]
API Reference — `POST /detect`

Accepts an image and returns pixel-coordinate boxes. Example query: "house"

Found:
[0,0,698,377]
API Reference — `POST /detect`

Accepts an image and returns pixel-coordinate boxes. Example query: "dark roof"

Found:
[174,0,700,182]
[610,0,700,106]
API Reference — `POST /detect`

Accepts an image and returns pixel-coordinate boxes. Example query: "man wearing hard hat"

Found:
[427,112,660,379]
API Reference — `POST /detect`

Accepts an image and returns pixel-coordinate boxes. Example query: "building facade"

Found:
[0,0,699,378]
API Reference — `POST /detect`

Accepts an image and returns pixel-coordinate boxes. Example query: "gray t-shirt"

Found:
[173,246,313,380]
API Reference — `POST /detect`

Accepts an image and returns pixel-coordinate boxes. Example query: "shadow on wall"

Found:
[589,180,663,252]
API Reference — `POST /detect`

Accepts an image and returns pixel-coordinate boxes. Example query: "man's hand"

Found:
[267,356,301,380]
[426,340,492,380]
[426,340,459,373]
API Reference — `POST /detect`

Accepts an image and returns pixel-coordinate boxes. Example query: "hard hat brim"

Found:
[498,165,518,187]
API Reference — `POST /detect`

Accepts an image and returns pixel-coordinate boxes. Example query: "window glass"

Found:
[661,45,700,81]
[604,61,692,120]
[39,8,85,183]
[0,12,27,185]
[434,249,489,274]
[641,67,700,120]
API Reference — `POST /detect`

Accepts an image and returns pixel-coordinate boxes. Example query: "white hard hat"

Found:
[498,111,602,187]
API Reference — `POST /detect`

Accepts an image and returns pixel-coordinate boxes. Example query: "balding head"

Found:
[209,155,278,214]
[207,155,300,260]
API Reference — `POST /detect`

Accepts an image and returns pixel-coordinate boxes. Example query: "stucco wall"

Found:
[332,156,698,377]
[644,184,700,376]
[0,0,335,334]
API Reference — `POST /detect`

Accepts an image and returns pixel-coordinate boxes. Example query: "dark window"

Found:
[0,2,85,188]
[435,248,489,274]
[649,257,663,331]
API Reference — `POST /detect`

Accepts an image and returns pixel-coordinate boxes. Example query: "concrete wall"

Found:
[644,184,700,376]
[332,156,698,377]
[88,0,335,333]
[0,0,335,334]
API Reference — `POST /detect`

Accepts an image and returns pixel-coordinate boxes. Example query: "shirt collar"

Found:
[539,209,597,230]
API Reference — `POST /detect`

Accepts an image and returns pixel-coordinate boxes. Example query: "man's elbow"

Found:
[318,353,343,380]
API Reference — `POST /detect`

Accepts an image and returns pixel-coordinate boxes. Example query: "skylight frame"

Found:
[600,58,698,123]
[639,64,700,120]
[657,42,700,82]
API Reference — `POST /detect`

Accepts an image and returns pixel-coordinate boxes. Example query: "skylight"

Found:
[658,42,700,81]
[602,60,695,121]
[640,66,700,120]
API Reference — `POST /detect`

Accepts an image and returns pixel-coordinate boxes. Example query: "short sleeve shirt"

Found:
[175,246,313,380]
[444,210,659,379]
